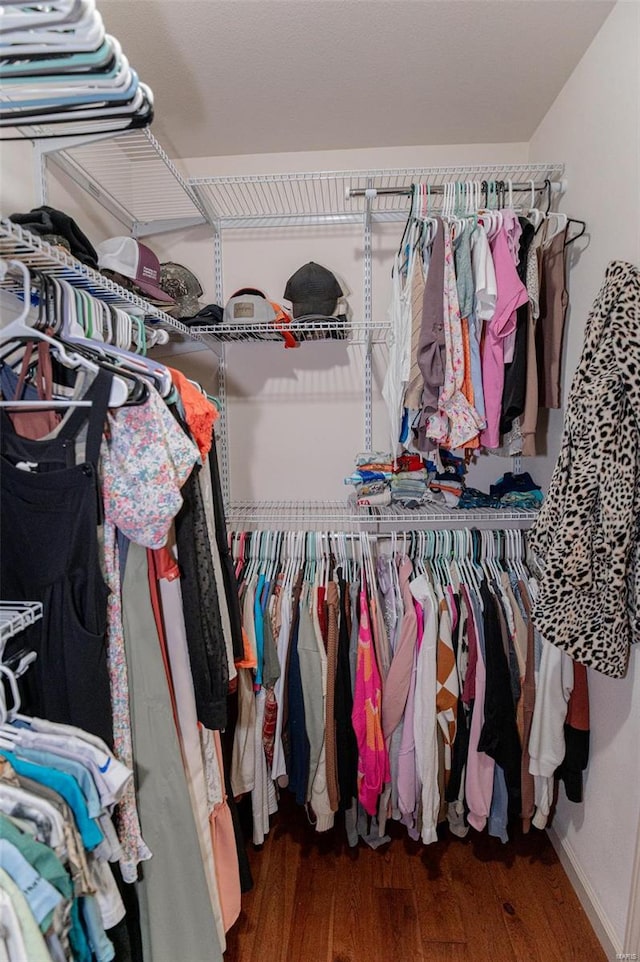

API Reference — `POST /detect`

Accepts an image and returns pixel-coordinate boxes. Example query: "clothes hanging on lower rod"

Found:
[228,530,590,850]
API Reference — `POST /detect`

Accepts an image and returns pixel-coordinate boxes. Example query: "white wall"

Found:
[529,1,640,952]
[3,10,638,948]
[1,138,533,501]
[150,141,531,502]
[0,139,126,241]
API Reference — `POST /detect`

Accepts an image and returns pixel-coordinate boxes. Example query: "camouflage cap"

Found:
[160,261,204,318]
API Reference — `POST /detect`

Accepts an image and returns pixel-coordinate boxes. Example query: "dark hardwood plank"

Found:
[286,840,336,962]
[445,835,518,962]
[488,828,607,962]
[252,829,301,962]
[374,887,424,961]
[332,848,386,962]
[411,835,467,944]
[224,800,607,962]
[422,943,470,962]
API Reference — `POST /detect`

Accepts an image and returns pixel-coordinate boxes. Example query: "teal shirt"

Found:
[0,751,103,850]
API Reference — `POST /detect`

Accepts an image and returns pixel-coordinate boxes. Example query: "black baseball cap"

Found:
[284,262,343,319]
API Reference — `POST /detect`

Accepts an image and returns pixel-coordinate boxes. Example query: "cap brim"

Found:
[292,312,347,324]
[135,277,175,304]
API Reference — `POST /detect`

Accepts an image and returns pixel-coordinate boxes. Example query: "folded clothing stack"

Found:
[346,451,433,508]
[489,472,543,511]
[424,449,466,507]
[457,472,543,511]
[390,469,429,506]
[346,452,394,506]
[429,474,464,507]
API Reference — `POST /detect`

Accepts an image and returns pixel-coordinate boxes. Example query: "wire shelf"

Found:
[42,128,208,235]
[190,163,566,229]
[0,601,43,645]
[0,217,200,339]
[186,318,390,344]
[225,500,538,530]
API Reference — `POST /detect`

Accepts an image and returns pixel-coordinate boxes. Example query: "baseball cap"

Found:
[97,236,173,304]
[284,262,344,319]
[10,205,98,268]
[159,262,204,318]
[183,304,225,327]
[223,288,276,326]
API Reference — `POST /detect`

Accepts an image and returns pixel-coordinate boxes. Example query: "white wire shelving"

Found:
[189,162,566,229]
[0,218,200,339]
[0,602,43,645]
[225,500,538,531]
[36,127,208,237]
[188,317,389,344]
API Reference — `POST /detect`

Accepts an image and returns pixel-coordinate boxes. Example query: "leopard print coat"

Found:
[529,260,640,678]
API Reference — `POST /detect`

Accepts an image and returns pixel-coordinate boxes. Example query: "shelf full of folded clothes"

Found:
[345,451,543,517]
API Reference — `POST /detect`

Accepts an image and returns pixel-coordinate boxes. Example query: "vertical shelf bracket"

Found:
[363,187,374,452]
[33,143,48,206]
[212,224,231,505]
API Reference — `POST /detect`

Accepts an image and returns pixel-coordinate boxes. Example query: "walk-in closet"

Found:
[0,2,639,961]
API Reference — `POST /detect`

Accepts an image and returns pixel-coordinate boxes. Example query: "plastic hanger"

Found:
[52,282,172,396]
[0,260,127,407]
[564,217,587,248]
[49,277,150,405]
[544,212,568,244]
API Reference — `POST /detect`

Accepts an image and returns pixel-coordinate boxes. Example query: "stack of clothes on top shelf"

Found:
[345,451,542,512]
[457,472,544,512]
[344,449,467,509]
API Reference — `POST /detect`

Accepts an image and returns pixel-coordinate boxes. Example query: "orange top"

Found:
[169,366,219,459]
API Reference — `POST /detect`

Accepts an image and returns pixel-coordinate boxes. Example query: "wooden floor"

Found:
[224,795,606,962]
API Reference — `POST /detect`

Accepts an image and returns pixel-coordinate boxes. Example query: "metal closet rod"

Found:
[346,178,565,199]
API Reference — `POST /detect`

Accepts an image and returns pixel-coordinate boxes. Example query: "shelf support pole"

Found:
[211,222,231,505]
[363,186,374,452]
[33,143,48,206]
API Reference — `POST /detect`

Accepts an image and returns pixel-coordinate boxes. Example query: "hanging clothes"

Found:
[1,369,114,747]
[530,261,640,677]
[0,293,246,960]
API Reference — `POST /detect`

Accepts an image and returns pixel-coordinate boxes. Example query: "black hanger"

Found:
[395,183,417,262]
[564,217,587,247]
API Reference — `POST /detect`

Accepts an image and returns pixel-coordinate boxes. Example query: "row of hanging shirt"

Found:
[229,528,589,849]
[383,180,582,461]
[0,665,135,962]
[0,258,245,961]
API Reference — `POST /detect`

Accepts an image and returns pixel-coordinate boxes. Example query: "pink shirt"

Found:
[479,227,528,448]
[351,587,390,816]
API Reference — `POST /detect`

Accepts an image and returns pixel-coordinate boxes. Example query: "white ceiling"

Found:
[101,0,614,160]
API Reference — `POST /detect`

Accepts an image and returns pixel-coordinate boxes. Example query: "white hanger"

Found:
[0,261,125,408]
[544,212,568,244]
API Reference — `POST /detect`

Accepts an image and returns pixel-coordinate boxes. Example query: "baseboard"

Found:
[547,826,622,959]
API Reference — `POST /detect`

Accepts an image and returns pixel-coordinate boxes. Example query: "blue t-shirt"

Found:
[0,751,103,850]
